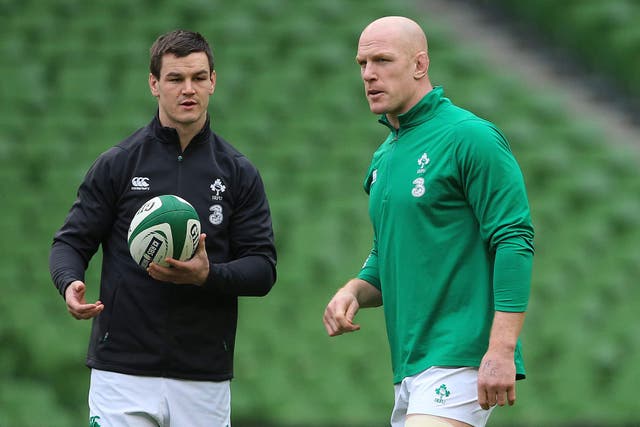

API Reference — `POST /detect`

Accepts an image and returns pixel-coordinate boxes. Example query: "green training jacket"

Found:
[357,86,534,384]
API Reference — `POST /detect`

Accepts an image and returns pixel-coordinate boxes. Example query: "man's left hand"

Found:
[477,349,516,410]
[147,233,209,286]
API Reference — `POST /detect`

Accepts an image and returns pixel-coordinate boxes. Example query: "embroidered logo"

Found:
[209,204,223,225]
[131,176,150,191]
[411,177,425,197]
[417,153,430,174]
[210,179,226,201]
[434,384,451,405]
[89,415,102,427]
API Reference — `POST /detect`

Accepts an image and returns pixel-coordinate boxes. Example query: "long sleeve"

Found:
[456,119,534,312]
[357,240,381,290]
[49,151,119,297]
[202,165,277,296]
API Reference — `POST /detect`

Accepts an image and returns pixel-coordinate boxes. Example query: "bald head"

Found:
[356,16,432,126]
[360,16,428,59]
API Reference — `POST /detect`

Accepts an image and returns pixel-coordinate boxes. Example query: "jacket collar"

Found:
[378,86,448,132]
[150,112,212,147]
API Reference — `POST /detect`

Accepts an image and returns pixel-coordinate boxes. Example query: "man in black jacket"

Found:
[49,29,276,427]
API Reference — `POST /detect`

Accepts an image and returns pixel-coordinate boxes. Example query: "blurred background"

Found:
[1,0,639,426]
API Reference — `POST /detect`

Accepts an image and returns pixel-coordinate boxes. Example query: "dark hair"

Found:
[149,30,214,78]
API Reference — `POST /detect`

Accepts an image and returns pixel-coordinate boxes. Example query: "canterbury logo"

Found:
[131,177,150,190]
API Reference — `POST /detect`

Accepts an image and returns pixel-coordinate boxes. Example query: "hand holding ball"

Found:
[128,195,201,269]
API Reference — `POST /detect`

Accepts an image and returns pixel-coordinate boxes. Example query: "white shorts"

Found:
[88,369,231,427]
[391,367,493,427]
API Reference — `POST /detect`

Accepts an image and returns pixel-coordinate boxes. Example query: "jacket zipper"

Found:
[176,151,184,195]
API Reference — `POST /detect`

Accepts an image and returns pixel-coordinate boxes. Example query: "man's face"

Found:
[356,33,417,116]
[149,52,215,131]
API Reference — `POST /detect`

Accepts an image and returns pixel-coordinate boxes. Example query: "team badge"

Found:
[417,153,430,174]
[210,178,226,201]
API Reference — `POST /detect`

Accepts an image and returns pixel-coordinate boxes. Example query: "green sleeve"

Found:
[357,240,381,290]
[493,239,533,311]
[455,118,534,311]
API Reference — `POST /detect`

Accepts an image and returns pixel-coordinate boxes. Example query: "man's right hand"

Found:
[65,280,104,320]
[322,278,382,337]
[323,287,362,337]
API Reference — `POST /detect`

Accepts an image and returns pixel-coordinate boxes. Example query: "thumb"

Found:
[67,280,85,298]
[196,233,207,256]
[65,281,87,307]
[345,300,361,330]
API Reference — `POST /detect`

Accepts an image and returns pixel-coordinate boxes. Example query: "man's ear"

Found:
[209,70,217,95]
[149,73,160,97]
[414,51,429,80]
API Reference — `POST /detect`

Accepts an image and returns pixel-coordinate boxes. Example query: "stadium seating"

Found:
[1,0,638,426]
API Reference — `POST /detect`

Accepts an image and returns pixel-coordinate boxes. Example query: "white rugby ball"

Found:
[127,195,201,268]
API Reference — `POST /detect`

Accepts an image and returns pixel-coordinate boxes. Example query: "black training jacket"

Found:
[49,114,277,381]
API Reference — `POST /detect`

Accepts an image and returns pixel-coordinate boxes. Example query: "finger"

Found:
[163,257,185,269]
[69,302,104,320]
[147,262,174,280]
[487,390,498,408]
[496,388,507,407]
[323,307,341,336]
[323,315,340,336]
[335,311,359,332]
[508,385,516,406]
[477,385,490,410]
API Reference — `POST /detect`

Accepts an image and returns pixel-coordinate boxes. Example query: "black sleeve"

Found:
[206,255,276,296]
[49,151,119,298]
[49,240,91,297]
[203,162,277,296]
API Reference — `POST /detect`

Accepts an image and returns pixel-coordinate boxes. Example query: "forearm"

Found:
[479,310,525,408]
[342,278,382,308]
[487,311,525,353]
[493,239,533,312]
[49,240,89,297]
[203,255,276,297]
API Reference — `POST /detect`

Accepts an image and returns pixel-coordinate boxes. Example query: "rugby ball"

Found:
[127,195,201,269]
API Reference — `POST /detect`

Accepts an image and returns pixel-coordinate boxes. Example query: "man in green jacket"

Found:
[323,16,534,427]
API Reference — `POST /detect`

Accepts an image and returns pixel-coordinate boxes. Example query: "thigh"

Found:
[89,369,163,427]
[406,414,471,427]
[406,367,493,427]
[390,380,410,427]
[165,378,231,427]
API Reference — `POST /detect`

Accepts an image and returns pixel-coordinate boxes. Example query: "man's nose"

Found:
[362,64,375,81]
[182,80,196,94]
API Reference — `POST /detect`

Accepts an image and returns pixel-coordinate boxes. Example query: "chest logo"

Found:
[131,176,150,191]
[411,177,426,197]
[417,153,430,174]
[210,178,226,201]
